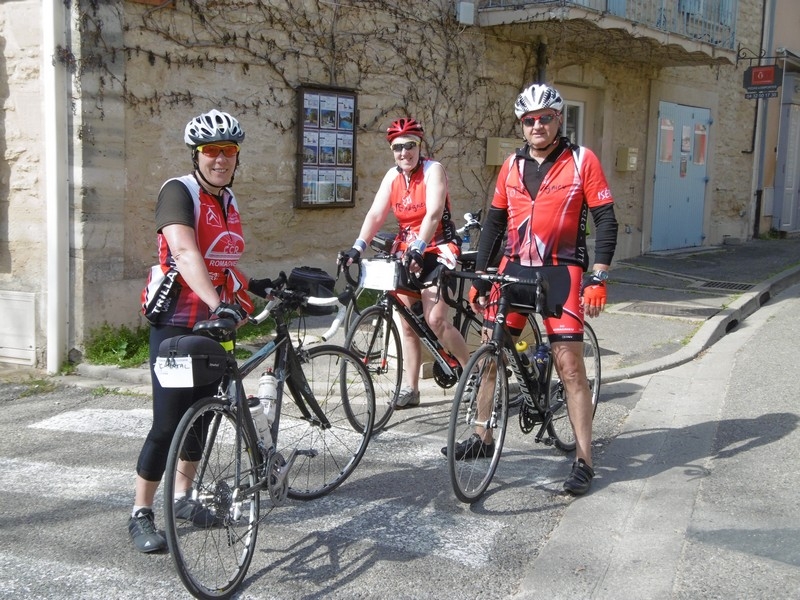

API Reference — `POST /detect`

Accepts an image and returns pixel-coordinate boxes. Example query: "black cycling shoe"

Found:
[563,458,595,496]
[128,508,167,553]
[441,433,495,460]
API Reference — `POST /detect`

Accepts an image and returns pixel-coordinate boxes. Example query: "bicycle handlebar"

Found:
[441,269,548,315]
[249,286,353,341]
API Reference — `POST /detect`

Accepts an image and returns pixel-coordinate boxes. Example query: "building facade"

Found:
[1,0,792,370]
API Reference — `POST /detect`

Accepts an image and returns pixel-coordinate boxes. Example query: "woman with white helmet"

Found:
[450,84,619,496]
[129,109,277,553]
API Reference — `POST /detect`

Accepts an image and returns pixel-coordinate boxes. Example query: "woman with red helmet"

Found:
[339,117,470,408]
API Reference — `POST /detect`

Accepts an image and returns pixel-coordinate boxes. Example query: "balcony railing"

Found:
[478,0,737,50]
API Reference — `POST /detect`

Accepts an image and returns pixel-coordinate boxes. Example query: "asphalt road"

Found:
[0,359,636,599]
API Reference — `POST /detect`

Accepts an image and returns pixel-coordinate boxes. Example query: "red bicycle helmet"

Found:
[386,118,424,142]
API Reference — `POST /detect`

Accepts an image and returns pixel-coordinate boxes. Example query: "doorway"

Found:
[651,101,711,250]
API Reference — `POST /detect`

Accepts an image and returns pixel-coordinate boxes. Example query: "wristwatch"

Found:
[592,270,609,281]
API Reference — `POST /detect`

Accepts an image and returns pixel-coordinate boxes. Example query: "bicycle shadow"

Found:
[591,411,799,491]
[239,460,565,599]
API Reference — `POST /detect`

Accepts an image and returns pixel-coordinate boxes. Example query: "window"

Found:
[296,86,357,208]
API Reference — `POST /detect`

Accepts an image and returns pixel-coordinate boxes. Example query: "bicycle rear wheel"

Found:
[344,305,402,432]
[281,345,374,500]
[548,321,601,452]
[447,344,509,504]
[164,396,260,600]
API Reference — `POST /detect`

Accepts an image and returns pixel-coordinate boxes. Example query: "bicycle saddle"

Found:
[193,318,237,343]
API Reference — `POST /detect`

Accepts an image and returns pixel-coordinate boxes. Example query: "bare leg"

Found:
[552,340,593,466]
[420,285,471,368]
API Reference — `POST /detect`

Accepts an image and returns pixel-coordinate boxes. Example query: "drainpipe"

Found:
[751,0,776,238]
[42,0,69,374]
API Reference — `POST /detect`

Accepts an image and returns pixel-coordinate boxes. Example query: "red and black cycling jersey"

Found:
[477,138,618,272]
[141,174,252,327]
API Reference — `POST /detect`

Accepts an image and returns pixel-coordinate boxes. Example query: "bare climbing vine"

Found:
[56,0,552,207]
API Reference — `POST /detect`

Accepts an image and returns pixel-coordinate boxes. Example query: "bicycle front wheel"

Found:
[164,396,261,600]
[344,305,402,433]
[281,345,375,500]
[548,321,601,452]
[447,344,509,504]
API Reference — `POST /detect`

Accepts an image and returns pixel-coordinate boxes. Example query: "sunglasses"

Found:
[391,141,419,153]
[521,114,558,127]
[197,144,240,158]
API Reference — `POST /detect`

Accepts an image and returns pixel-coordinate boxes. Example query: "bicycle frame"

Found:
[380,287,462,384]
[488,292,557,443]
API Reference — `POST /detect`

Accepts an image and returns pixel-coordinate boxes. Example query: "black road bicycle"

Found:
[158,280,375,599]
[445,269,600,503]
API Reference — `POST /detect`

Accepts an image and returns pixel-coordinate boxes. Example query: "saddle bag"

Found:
[154,335,228,388]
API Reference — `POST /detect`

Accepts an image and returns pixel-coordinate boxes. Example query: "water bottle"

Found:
[248,396,272,446]
[515,340,538,378]
[533,344,549,384]
[462,231,471,251]
[257,369,278,425]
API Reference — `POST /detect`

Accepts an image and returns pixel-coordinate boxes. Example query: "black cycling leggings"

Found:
[135,324,220,482]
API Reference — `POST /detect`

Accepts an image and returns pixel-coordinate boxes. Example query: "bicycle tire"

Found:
[343,286,367,335]
[459,309,485,353]
[281,344,374,500]
[344,305,402,433]
[547,321,601,452]
[164,396,261,600]
[447,344,509,503]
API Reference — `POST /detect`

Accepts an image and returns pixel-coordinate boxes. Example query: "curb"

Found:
[75,363,151,385]
[603,263,800,383]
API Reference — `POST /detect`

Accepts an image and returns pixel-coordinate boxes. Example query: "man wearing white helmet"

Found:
[129,110,279,552]
[452,84,618,496]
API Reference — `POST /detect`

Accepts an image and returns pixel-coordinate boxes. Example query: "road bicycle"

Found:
[157,280,375,599]
[445,269,600,503]
[338,213,485,433]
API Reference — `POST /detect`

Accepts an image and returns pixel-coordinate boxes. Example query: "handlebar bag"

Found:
[287,266,336,316]
[154,335,228,388]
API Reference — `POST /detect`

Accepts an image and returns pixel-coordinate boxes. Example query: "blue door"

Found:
[652,102,710,251]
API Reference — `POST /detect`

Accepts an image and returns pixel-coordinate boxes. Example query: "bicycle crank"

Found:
[267,452,289,506]
[432,361,459,388]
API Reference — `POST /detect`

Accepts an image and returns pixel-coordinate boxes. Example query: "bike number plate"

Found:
[360,259,400,291]
[153,356,196,388]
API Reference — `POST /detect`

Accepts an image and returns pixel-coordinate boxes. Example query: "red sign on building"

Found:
[743,65,782,90]
[743,65,782,99]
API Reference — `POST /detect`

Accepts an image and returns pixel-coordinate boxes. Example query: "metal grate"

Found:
[692,280,754,291]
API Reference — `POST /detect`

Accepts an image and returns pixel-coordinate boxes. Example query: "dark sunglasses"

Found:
[197,143,240,158]
[391,141,419,153]
[521,114,558,127]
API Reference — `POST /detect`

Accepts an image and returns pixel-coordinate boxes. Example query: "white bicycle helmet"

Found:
[514,84,564,119]
[184,109,245,146]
